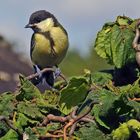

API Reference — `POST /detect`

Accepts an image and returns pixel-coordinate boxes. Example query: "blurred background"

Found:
[0,0,140,92]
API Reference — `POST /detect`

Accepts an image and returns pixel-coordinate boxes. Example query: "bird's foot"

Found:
[34,65,42,78]
[33,65,45,84]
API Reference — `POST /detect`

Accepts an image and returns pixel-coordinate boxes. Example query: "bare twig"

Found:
[132,29,140,50]
[26,68,54,80]
[129,97,140,101]
[132,20,140,66]
[69,121,78,136]
[40,114,71,126]
[26,67,67,84]
[39,134,64,139]
[63,119,74,140]
[38,101,99,139]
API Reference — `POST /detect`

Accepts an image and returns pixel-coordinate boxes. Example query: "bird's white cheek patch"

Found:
[37,18,54,32]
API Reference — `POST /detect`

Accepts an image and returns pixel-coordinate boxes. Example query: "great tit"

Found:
[25,10,69,86]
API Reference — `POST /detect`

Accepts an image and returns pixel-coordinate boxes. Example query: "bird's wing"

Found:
[30,33,36,59]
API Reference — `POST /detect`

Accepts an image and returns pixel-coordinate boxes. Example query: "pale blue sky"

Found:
[0,0,140,56]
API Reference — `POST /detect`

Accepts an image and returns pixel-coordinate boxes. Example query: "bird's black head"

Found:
[25,10,58,30]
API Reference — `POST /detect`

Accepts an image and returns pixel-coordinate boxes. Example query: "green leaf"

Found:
[59,77,89,115]
[75,123,111,140]
[92,90,128,130]
[0,122,9,138]
[116,16,133,26]
[112,122,130,140]
[0,129,18,140]
[127,119,140,138]
[0,92,15,117]
[95,23,113,59]
[92,71,113,85]
[16,75,42,101]
[24,127,38,140]
[112,119,140,140]
[94,16,136,68]
[42,90,60,106]
[15,113,38,130]
[17,102,44,120]
[127,100,140,119]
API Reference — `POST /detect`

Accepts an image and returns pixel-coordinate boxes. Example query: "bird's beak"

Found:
[25,24,35,28]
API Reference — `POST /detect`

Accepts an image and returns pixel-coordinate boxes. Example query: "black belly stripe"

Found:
[38,31,56,56]
[30,33,35,59]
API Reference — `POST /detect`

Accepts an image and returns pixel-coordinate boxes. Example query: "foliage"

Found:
[94,16,137,68]
[0,15,140,140]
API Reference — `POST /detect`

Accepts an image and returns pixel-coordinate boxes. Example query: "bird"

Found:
[25,10,69,87]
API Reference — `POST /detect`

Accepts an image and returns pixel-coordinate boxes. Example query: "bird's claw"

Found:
[54,68,61,79]
[34,65,42,79]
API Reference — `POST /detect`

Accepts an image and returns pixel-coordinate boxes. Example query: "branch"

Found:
[38,101,99,139]
[40,114,71,126]
[64,101,98,139]
[132,20,140,51]
[26,68,67,84]
[129,97,140,102]
[40,134,64,139]
[26,68,54,80]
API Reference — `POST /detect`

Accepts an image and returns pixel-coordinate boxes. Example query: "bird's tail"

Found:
[43,71,54,86]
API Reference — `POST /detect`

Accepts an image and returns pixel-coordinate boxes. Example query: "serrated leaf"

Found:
[15,113,38,130]
[0,129,18,140]
[92,71,113,85]
[116,16,133,26]
[0,122,9,137]
[127,100,140,119]
[59,77,89,115]
[112,119,140,140]
[17,102,44,119]
[94,16,136,68]
[42,90,60,105]
[24,127,38,140]
[75,123,111,140]
[110,25,135,68]
[92,90,123,130]
[127,119,140,138]
[112,122,130,140]
[16,75,42,101]
[95,23,113,59]
[0,92,15,117]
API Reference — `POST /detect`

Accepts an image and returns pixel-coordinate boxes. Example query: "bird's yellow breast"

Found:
[31,27,68,68]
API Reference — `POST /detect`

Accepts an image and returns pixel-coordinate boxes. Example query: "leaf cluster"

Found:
[0,15,140,140]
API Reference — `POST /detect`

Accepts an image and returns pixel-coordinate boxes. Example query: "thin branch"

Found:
[132,29,140,49]
[63,119,74,140]
[39,101,99,139]
[26,68,54,80]
[132,20,140,51]
[69,121,78,136]
[129,97,140,101]
[40,114,71,126]
[63,101,99,139]
[26,68,67,84]
[39,134,64,139]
